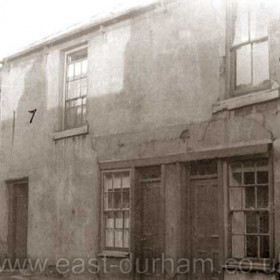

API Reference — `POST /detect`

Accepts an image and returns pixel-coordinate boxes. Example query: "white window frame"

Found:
[101,169,132,252]
[228,0,270,97]
[227,157,273,264]
[62,44,88,130]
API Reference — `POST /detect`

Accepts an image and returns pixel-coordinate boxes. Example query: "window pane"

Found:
[245,187,255,209]
[205,160,217,174]
[104,174,113,192]
[190,162,198,176]
[246,212,258,233]
[233,1,249,45]
[65,107,77,128]
[80,78,87,96]
[68,48,87,62]
[73,80,81,98]
[104,192,113,210]
[257,186,268,208]
[76,106,83,126]
[236,45,252,88]
[124,230,129,248]
[108,193,113,209]
[230,163,242,186]
[82,96,86,105]
[122,173,130,189]
[232,212,245,234]
[244,173,255,185]
[190,160,217,176]
[244,161,255,185]
[114,191,121,209]
[259,212,269,233]
[82,60,88,75]
[65,48,87,129]
[113,173,122,189]
[246,235,258,258]
[253,41,269,86]
[67,81,74,99]
[103,171,131,250]
[232,235,245,258]
[140,166,161,179]
[82,105,86,122]
[260,236,269,258]
[250,5,268,40]
[256,160,268,184]
[124,211,129,229]
[115,211,123,229]
[106,229,114,247]
[122,190,130,209]
[66,99,80,109]
[228,159,270,260]
[74,62,82,77]
[105,212,114,229]
[230,188,243,210]
[115,230,123,248]
[67,64,74,81]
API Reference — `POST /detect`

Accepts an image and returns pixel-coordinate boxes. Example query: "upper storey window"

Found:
[231,0,270,95]
[64,46,87,129]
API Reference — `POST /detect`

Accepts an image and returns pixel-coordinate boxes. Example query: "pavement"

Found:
[0,272,98,280]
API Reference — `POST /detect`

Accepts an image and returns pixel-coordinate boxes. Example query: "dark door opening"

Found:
[190,160,223,280]
[135,166,164,280]
[8,181,28,265]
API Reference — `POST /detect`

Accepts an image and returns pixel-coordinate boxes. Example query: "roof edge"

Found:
[1,0,162,63]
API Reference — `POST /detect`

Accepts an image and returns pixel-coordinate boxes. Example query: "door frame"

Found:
[6,177,29,262]
[187,161,224,279]
[133,165,165,279]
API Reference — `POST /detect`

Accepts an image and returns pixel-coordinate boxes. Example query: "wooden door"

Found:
[135,166,163,280]
[8,182,28,264]
[191,178,222,280]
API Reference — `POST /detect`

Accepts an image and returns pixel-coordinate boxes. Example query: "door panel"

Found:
[135,166,163,280]
[191,178,222,280]
[9,183,28,264]
[140,180,162,276]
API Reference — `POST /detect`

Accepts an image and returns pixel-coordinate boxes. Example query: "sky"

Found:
[2,0,279,61]
[0,0,155,60]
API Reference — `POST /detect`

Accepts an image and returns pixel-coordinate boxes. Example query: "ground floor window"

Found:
[102,170,131,250]
[229,159,270,260]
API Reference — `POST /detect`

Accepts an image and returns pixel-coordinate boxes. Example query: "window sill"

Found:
[213,87,280,114]
[53,124,89,140]
[97,251,130,258]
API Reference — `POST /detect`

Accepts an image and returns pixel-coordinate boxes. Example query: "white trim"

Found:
[213,87,280,113]
[97,251,130,258]
[101,169,132,252]
[53,124,88,140]
[62,44,88,130]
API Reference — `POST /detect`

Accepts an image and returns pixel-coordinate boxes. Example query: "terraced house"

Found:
[0,0,280,279]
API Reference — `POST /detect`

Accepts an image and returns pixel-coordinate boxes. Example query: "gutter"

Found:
[1,0,162,63]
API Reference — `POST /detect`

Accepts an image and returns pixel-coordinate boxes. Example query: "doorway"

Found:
[135,166,164,280]
[189,160,223,280]
[8,180,29,265]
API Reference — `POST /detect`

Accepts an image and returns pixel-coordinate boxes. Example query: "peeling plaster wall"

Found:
[89,1,225,137]
[0,51,99,261]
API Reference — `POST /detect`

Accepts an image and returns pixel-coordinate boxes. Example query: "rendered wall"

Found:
[1,0,280,280]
